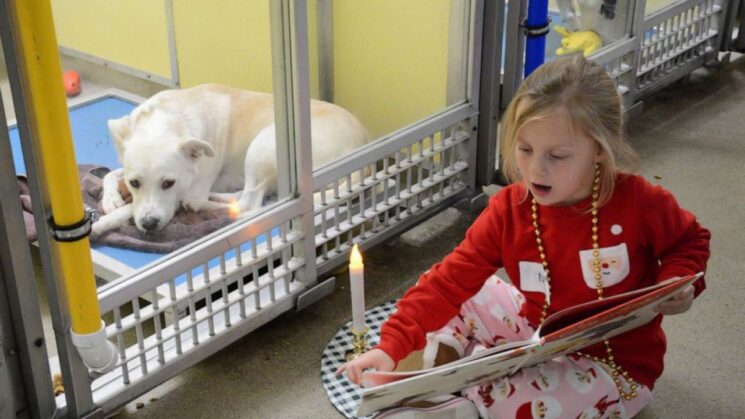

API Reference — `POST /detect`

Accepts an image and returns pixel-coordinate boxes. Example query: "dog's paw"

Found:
[101,190,126,214]
[90,212,116,238]
[90,205,131,239]
[89,220,104,239]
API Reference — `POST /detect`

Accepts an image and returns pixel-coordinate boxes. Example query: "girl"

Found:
[337,55,710,418]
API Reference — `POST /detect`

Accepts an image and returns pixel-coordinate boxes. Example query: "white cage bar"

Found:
[91,208,305,409]
[635,0,725,99]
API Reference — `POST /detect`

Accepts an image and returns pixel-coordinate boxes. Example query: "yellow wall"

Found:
[172,0,320,96]
[333,0,450,139]
[52,0,452,140]
[172,0,272,92]
[51,0,171,79]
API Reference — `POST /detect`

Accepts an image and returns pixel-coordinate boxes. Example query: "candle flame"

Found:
[350,244,363,267]
[228,199,240,219]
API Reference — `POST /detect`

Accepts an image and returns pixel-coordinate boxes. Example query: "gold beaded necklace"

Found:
[530,163,639,400]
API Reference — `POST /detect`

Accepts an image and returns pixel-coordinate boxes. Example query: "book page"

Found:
[357,342,539,416]
[361,337,538,387]
[538,273,701,343]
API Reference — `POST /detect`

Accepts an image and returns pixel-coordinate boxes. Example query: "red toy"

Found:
[63,70,81,97]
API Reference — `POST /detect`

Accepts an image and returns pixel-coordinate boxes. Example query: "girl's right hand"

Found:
[335,348,395,385]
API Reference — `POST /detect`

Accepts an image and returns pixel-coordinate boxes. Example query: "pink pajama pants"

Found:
[423,275,653,419]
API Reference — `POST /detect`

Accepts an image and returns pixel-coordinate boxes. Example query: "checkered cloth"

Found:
[321,301,398,418]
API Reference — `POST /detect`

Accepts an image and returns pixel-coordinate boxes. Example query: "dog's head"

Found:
[108,113,214,232]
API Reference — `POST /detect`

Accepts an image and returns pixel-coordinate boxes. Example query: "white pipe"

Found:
[70,320,118,373]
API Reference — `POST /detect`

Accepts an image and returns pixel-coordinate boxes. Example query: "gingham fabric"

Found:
[321,301,397,419]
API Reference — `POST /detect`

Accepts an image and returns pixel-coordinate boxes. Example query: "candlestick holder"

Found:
[345,326,369,361]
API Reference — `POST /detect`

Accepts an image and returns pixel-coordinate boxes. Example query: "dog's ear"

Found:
[108,116,131,153]
[180,137,215,161]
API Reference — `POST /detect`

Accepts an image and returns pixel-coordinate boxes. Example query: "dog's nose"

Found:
[140,216,160,231]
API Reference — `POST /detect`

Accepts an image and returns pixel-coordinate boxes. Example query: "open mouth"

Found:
[531,182,552,195]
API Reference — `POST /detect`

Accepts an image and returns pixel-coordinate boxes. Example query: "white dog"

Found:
[92,84,369,236]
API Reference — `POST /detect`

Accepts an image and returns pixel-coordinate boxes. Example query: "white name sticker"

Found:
[519,261,551,304]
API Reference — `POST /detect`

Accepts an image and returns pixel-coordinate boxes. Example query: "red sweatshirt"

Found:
[377,173,710,389]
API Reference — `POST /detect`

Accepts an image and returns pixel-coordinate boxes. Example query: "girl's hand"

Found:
[335,348,395,385]
[654,285,695,315]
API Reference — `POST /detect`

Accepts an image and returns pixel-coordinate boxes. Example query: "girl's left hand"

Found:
[654,285,695,315]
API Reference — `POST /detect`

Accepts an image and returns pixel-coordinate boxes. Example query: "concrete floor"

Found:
[3,53,744,417]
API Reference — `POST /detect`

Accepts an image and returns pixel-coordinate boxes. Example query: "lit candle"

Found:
[349,244,366,332]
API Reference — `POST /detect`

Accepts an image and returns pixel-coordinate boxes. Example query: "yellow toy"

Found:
[554,25,603,57]
[52,373,64,395]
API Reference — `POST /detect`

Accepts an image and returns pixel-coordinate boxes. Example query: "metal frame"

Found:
[719,0,741,49]
[475,0,505,185]
[633,0,726,99]
[0,315,17,418]
[316,0,334,102]
[502,0,529,107]
[0,1,96,416]
[730,0,745,50]
[165,0,181,87]
[447,0,471,106]
[0,78,56,417]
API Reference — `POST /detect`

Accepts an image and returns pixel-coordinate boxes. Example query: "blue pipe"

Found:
[524,0,549,77]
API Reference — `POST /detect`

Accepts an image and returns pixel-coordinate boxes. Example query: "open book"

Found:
[356,272,703,416]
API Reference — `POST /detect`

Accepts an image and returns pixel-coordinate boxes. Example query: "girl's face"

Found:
[515,111,604,206]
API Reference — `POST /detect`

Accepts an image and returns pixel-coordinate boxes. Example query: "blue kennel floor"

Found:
[9,93,269,285]
[8,95,165,271]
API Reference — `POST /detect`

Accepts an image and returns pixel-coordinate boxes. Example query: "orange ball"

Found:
[62,70,81,97]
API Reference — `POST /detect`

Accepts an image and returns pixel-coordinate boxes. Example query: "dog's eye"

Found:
[129,179,140,189]
[162,179,176,190]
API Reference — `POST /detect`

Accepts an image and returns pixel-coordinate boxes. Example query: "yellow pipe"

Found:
[11,0,101,334]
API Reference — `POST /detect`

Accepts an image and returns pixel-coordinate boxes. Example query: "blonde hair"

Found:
[500,55,639,207]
